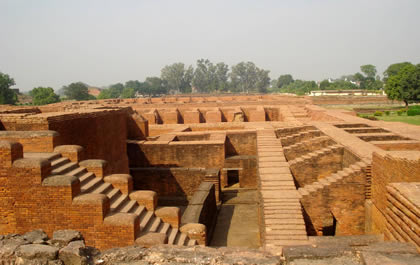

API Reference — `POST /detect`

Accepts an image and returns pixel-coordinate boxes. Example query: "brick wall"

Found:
[127,140,225,168]
[0,145,138,250]
[225,130,257,156]
[301,169,366,236]
[130,167,209,200]
[370,151,420,237]
[0,131,58,152]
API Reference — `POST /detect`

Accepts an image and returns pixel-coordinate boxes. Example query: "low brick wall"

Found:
[384,182,420,251]
[130,167,210,201]
[370,151,420,234]
[0,130,58,152]
[181,182,217,244]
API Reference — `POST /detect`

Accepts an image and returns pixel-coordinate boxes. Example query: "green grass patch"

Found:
[376,113,420,126]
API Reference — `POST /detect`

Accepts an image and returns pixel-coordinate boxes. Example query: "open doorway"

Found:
[227,170,239,186]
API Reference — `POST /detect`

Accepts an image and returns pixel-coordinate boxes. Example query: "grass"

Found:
[358,111,420,126]
[376,114,420,126]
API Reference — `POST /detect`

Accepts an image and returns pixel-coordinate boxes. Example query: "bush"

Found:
[366,116,378,121]
[400,108,407,113]
[397,110,404,116]
[407,109,420,116]
[374,111,383,116]
[409,105,420,110]
[384,110,390,116]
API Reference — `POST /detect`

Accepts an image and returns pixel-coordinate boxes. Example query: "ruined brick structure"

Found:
[0,94,419,253]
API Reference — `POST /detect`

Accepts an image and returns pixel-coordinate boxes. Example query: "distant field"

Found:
[376,114,420,126]
[323,103,404,111]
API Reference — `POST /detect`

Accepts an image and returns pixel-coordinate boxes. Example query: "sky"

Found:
[1,0,419,91]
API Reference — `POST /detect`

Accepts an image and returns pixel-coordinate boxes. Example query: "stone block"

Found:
[129,190,157,211]
[54,145,84,162]
[180,223,206,246]
[104,174,133,195]
[155,207,181,228]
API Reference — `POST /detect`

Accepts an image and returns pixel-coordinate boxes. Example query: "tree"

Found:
[385,64,420,106]
[0,72,17,105]
[145,77,168,96]
[29,87,60,105]
[280,80,317,95]
[192,59,215,93]
[277,74,294,88]
[319,80,331,90]
[215,62,229,92]
[121,87,135,98]
[360,64,377,79]
[161,63,193,93]
[230,62,258,93]
[383,62,413,82]
[256,68,270,93]
[63,82,90,100]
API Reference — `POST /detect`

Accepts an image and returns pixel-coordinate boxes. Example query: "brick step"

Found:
[66,166,88,178]
[265,234,308,240]
[110,194,129,212]
[120,200,137,213]
[264,213,304,219]
[265,229,307,235]
[265,240,310,246]
[51,157,70,169]
[51,161,79,175]
[298,163,366,197]
[260,186,296,191]
[264,206,302,210]
[143,216,162,233]
[79,172,95,186]
[81,177,102,193]
[265,224,306,230]
[168,227,179,245]
[104,188,121,202]
[157,222,171,235]
[288,144,343,166]
[281,130,323,147]
[91,182,113,195]
[140,211,154,230]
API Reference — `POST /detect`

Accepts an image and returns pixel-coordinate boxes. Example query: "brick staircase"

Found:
[283,135,335,161]
[297,161,368,197]
[256,129,309,248]
[24,152,197,247]
[281,130,323,147]
[287,144,344,168]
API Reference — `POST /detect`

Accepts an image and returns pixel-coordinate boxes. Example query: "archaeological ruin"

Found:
[0,94,419,262]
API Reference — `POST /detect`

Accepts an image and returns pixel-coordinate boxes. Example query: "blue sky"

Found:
[1,0,419,91]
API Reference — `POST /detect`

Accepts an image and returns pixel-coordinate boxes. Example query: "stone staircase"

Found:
[297,161,368,197]
[24,152,197,247]
[256,129,309,248]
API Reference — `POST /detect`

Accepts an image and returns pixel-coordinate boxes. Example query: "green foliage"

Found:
[121,87,135,98]
[407,108,420,116]
[397,110,404,116]
[63,82,90,100]
[384,110,390,116]
[280,80,317,95]
[98,83,125,99]
[360,64,377,79]
[383,62,413,82]
[374,111,383,116]
[0,72,17,105]
[29,87,60,105]
[230,62,270,93]
[320,79,358,90]
[145,77,168,96]
[276,74,294,88]
[161,63,193,93]
[385,64,420,106]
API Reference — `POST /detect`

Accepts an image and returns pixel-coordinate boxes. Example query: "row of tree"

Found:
[96,60,271,99]
[0,61,419,106]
